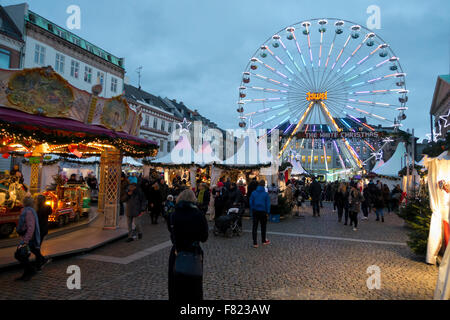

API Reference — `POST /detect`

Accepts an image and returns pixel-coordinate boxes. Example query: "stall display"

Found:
[0,175,27,237]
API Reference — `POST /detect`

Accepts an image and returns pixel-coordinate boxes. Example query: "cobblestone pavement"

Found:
[0,203,438,300]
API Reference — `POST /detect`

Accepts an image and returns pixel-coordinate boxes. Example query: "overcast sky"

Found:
[3,0,449,141]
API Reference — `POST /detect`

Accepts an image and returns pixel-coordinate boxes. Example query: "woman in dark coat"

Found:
[167,189,209,301]
[334,182,349,224]
[34,194,51,270]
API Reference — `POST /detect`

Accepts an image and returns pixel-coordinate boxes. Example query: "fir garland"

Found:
[398,164,427,177]
[0,121,158,157]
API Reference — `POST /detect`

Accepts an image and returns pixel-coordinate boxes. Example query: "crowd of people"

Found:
[284,177,404,231]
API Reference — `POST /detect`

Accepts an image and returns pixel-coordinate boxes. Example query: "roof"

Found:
[25,10,124,69]
[430,74,450,115]
[0,5,23,41]
[124,84,171,113]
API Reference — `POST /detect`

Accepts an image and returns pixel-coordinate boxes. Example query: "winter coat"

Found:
[121,187,147,217]
[349,189,364,213]
[309,181,322,201]
[250,186,271,214]
[334,190,349,208]
[17,207,41,248]
[268,186,279,206]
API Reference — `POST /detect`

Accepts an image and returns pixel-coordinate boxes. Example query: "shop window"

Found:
[302,156,306,163]
[327,156,331,163]
[314,156,318,163]
[321,156,324,163]
[308,156,311,163]
[111,77,118,93]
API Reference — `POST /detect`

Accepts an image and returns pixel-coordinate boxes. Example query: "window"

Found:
[56,29,67,39]
[34,44,45,65]
[308,156,311,163]
[97,71,104,86]
[320,156,324,164]
[314,156,318,164]
[145,115,149,127]
[72,37,81,46]
[160,140,164,152]
[363,146,367,154]
[168,122,172,133]
[55,53,65,73]
[153,118,158,129]
[84,66,92,83]
[327,156,332,163]
[111,77,118,93]
[0,48,10,68]
[70,60,79,78]
[302,156,306,163]
[161,120,165,131]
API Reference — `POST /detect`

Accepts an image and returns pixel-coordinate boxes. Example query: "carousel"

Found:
[0,66,158,236]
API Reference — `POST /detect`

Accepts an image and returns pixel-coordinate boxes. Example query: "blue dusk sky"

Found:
[2,0,449,140]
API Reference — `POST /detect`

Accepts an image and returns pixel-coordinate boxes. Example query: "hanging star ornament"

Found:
[371,150,383,161]
[439,108,450,128]
[425,121,442,142]
[382,137,394,144]
[176,118,192,133]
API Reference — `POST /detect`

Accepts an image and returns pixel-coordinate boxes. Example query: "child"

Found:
[163,195,175,222]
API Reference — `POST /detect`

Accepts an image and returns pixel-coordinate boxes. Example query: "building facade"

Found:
[430,75,450,139]
[4,3,125,99]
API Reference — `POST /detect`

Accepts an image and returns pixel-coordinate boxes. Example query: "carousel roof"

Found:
[0,107,158,157]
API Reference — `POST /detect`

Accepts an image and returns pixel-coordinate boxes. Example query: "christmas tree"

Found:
[398,182,432,256]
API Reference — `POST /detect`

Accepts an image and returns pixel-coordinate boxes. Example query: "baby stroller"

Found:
[213,204,244,238]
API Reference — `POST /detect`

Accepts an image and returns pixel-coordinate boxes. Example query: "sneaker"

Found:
[126,238,134,243]
[353,228,357,231]
[263,240,271,245]
[253,244,258,248]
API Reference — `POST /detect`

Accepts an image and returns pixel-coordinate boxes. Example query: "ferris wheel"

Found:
[237,18,408,172]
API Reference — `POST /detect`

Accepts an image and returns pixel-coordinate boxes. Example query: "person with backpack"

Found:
[349,183,364,231]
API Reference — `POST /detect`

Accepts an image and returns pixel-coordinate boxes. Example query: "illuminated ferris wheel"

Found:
[237,18,408,171]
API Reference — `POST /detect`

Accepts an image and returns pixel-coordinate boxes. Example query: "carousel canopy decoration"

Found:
[0,66,158,157]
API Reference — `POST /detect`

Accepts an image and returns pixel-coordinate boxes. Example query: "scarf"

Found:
[198,189,205,204]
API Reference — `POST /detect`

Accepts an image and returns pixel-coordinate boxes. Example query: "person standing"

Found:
[284,180,295,213]
[14,197,41,281]
[119,172,129,217]
[250,180,271,248]
[121,183,147,242]
[373,188,385,222]
[159,178,169,204]
[268,183,279,215]
[34,195,51,270]
[309,177,322,217]
[167,189,208,301]
[348,183,364,231]
[361,186,370,220]
[148,182,163,224]
[196,183,210,215]
[212,182,228,221]
[334,183,349,223]
[382,184,391,213]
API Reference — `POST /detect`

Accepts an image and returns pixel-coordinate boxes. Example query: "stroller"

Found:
[213,204,244,238]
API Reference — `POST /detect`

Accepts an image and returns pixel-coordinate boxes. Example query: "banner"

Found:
[294,131,385,139]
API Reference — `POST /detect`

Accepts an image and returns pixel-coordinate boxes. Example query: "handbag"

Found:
[174,249,203,277]
[14,244,30,263]
[170,212,203,277]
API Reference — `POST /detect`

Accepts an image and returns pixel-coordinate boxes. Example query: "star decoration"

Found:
[371,150,383,161]
[382,137,394,144]
[439,108,450,128]
[176,118,192,133]
[425,122,442,142]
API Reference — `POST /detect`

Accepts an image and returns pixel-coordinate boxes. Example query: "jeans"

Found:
[375,208,384,219]
[252,211,267,245]
[349,211,358,228]
[362,203,369,217]
[337,205,349,224]
[311,200,320,216]
[127,215,142,238]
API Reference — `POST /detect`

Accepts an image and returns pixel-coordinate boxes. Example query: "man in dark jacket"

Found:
[309,177,322,217]
[212,182,228,221]
[148,182,163,224]
[121,183,147,242]
[249,180,271,248]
